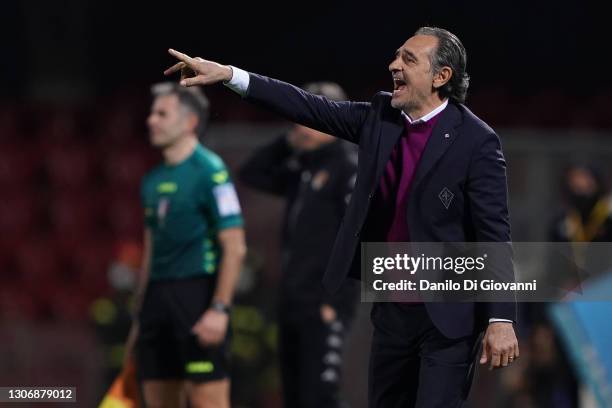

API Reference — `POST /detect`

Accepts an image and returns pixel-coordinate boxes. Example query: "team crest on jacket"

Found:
[312,170,330,191]
[438,187,454,209]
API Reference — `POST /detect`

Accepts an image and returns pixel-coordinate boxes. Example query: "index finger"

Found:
[168,48,194,64]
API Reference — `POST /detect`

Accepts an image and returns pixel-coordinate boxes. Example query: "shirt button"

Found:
[354,231,360,238]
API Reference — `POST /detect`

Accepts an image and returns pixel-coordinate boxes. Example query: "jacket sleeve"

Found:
[467,132,517,322]
[238,135,296,196]
[245,74,371,144]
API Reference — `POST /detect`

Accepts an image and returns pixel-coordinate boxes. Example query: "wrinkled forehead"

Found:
[397,34,438,60]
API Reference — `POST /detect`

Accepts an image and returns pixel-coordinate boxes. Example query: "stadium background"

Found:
[1,1,611,406]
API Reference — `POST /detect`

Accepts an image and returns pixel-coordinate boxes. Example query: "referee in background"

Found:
[125,82,246,408]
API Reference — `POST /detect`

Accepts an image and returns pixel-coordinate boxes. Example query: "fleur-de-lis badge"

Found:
[439,187,454,209]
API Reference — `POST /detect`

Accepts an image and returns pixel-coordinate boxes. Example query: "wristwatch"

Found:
[210,301,231,314]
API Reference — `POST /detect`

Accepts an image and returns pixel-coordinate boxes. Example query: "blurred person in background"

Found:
[239,82,358,408]
[91,241,142,400]
[124,82,246,408]
[545,162,612,295]
[164,25,518,407]
[506,162,612,408]
[229,250,282,407]
[551,162,612,244]
[515,161,612,407]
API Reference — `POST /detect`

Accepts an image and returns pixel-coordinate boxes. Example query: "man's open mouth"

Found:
[393,78,407,93]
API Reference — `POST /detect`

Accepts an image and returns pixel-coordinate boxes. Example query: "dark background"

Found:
[1,0,607,128]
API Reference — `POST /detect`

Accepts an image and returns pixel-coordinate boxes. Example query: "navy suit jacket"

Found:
[244,73,517,338]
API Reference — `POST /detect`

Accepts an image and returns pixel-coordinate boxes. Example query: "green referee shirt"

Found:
[141,143,244,281]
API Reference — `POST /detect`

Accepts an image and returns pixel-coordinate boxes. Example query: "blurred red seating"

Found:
[468,87,517,127]
[14,238,63,288]
[48,192,103,237]
[44,145,97,191]
[104,193,143,240]
[0,144,41,190]
[516,89,571,128]
[0,194,42,241]
[0,283,39,321]
[32,109,79,144]
[102,148,150,188]
[93,107,140,145]
[46,285,92,321]
[57,238,113,295]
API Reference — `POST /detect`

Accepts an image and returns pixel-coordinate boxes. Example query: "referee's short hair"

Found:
[151,82,210,139]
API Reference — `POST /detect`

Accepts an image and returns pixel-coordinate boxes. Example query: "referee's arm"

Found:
[212,227,247,306]
[191,227,246,346]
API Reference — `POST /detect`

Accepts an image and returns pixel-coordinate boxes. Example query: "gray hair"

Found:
[151,82,210,138]
[415,26,470,104]
[303,81,347,101]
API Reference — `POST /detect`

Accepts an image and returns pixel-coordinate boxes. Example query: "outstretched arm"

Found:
[165,49,370,143]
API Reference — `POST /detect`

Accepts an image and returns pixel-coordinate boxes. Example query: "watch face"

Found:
[212,302,230,313]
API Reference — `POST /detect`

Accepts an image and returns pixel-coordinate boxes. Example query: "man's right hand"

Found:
[164,49,233,87]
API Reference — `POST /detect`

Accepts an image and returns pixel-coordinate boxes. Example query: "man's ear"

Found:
[187,111,199,134]
[433,66,453,89]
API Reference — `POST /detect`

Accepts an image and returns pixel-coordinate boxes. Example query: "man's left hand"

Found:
[191,309,229,346]
[479,322,519,370]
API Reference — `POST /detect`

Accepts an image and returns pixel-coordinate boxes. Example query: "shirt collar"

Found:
[402,99,449,125]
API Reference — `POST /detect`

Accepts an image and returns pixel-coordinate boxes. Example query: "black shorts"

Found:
[136,276,231,383]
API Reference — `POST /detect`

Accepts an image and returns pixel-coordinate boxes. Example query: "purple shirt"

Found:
[373,113,442,242]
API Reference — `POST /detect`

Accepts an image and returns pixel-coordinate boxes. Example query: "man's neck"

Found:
[162,136,198,165]
[405,97,448,123]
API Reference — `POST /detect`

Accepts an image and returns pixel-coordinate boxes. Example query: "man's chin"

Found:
[390,97,403,110]
[150,137,167,148]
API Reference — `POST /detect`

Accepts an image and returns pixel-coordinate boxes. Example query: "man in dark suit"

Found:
[165,26,519,407]
[239,82,359,408]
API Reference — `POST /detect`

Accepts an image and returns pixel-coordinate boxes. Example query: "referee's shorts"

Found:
[136,276,231,383]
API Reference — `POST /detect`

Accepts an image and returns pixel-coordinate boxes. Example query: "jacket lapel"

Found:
[410,103,462,192]
[374,109,404,182]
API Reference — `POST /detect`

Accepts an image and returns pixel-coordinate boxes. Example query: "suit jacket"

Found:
[244,73,517,338]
